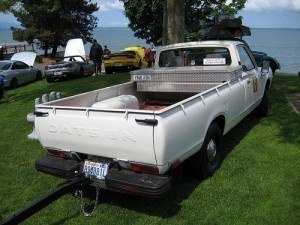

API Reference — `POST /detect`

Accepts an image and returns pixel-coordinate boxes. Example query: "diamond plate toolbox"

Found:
[131,66,242,92]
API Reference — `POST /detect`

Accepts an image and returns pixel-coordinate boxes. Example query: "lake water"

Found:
[0,27,299,74]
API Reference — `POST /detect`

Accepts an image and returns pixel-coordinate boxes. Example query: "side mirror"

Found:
[242,65,248,72]
[261,61,270,74]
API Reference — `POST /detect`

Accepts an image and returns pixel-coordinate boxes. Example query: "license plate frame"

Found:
[83,160,108,180]
[54,71,62,76]
[115,63,123,67]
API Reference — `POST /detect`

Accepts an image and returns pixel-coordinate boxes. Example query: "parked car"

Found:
[44,39,93,83]
[103,46,148,74]
[44,55,94,83]
[0,52,43,89]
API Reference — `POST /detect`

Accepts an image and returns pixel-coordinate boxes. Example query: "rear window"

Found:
[159,47,231,67]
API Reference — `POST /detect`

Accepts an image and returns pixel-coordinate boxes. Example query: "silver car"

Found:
[0,52,43,89]
[44,55,93,83]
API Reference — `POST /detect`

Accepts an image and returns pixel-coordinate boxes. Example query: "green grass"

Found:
[0,73,299,225]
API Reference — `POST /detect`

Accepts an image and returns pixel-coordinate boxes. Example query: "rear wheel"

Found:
[10,78,18,89]
[255,90,268,117]
[36,71,42,80]
[190,122,223,179]
[47,77,54,83]
[105,68,112,74]
[79,67,84,78]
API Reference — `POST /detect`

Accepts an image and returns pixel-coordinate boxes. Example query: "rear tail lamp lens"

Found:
[130,163,159,174]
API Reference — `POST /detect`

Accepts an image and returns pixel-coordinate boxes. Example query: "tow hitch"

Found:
[0,176,98,225]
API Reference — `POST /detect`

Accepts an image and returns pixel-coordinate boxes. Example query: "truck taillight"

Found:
[47,149,67,158]
[46,148,79,160]
[130,163,159,174]
[114,159,159,174]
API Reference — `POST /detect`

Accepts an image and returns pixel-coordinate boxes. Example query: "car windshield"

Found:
[159,47,231,67]
[0,62,11,70]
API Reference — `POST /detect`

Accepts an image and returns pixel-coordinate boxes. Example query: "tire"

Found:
[47,76,54,83]
[36,71,42,80]
[79,67,84,78]
[10,78,18,89]
[190,122,223,179]
[105,68,112,74]
[255,90,268,117]
[138,60,142,69]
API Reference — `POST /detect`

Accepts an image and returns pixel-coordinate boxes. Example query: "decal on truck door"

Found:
[253,76,258,93]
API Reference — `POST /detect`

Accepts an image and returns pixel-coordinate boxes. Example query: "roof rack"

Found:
[198,15,251,40]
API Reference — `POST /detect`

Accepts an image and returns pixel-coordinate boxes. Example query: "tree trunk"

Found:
[43,41,49,57]
[50,46,57,58]
[162,0,168,46]
[162,0,185,46]
[51,35,59,58]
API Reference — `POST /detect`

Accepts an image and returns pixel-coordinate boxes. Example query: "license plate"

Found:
[54,71,62,76]
[115,63,122,67]
[83,161,108,180]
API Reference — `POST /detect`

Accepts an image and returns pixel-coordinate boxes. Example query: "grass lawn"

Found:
[0,72,299,225]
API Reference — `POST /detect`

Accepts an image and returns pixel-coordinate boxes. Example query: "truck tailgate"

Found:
[34,108,157,164]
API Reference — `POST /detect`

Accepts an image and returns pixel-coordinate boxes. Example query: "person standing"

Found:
[89,39,103,76]
[150,44,156,63]
[0,46,4,60]
[144,47,153,68]
[0,75,13,102]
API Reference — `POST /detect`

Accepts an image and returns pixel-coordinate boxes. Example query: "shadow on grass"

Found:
[268,75,300,144]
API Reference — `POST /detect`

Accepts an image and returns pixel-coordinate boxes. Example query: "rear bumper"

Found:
[105,65,138,72]
[44,69,78,78]
[35,155,171,198]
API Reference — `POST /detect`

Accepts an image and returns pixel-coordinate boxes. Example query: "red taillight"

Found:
[130,163,159,174]
[47,149,66,158]
[170,159,181,169]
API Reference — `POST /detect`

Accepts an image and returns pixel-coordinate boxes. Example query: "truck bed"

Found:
[42,82,198,112]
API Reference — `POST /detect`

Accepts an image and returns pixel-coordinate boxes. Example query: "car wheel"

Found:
[269,63,275,75]
[105,68,112,74]
[138,60,142,69]
[79,67,84,78]
[255,90,268,117]
[10,78,18,89]
[47,77,54,83]
[189,122,223,179]
[36,71,42,80]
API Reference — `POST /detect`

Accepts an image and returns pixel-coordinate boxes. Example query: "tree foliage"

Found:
[119,0,246,46]
[0,0,19,13]
[11,0,99,57]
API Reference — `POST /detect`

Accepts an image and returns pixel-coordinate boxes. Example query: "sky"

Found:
[0,0,300,28]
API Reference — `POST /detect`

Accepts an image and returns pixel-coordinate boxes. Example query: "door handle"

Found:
[135,119,158,126]
[34,111,49,117]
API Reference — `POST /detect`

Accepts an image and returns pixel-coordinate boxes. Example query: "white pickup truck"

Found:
[28,39,272,198]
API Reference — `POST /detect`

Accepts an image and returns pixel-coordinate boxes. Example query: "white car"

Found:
[0,52,43,89]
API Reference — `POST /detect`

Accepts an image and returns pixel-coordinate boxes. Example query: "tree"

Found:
[0,0,19,13]
[11,0,99,57]
[120,0,246,46]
